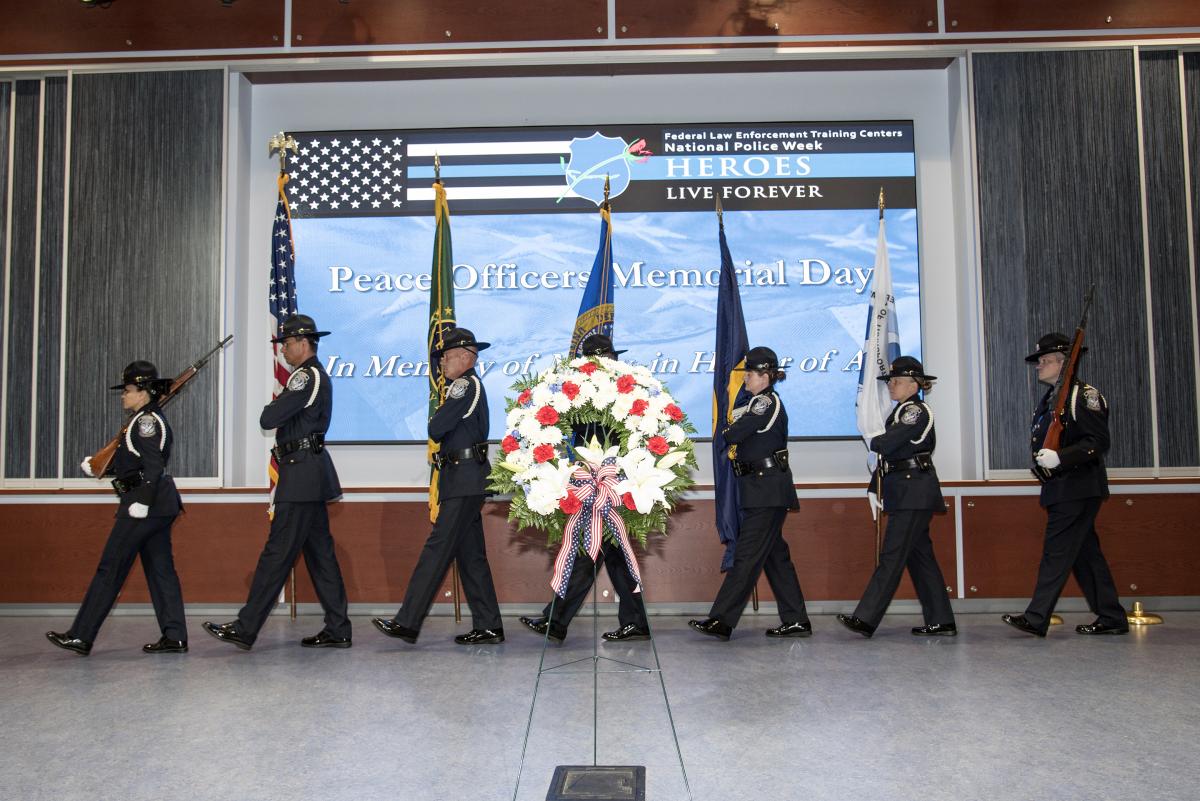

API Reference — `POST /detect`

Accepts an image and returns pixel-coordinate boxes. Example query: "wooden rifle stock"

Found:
[88,335,233,479]
[1034,286,1094,480]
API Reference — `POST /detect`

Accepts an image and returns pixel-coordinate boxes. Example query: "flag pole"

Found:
[874,187,887,567]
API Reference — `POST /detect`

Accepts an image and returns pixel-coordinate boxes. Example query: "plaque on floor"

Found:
[546,765,645,801]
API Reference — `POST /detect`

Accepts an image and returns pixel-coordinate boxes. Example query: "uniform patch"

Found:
[447,377,469,400]
[749,395,773,415]
[1084,387,1103,412]
[899,404,923,425]
[136,415,158,438]
[286,369,310,392]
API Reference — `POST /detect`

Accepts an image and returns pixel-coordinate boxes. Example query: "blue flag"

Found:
[570,204,615,356]
[712,217,750,572]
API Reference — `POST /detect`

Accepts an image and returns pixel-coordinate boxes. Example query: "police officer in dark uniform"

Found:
[689,346,811,640]
[373,326,504,645]
[1003,333,1128,637]
[203,314,352,650]
[47,362,187,655]
[837,357,957,638]
[518,333,650,643]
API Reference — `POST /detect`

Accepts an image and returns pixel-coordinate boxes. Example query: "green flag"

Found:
[427,180,455,521]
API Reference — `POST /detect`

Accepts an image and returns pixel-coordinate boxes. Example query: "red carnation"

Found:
[533,444,556,463]
[579,362,597,375]
[617,374,636,393]
[622,492,638,511]
[561,381,580,400]
[665,403,683,422]
[501,435,520,453]
[535,405,559,425]
[517,389,532,406]
[629,398,649,416]
[559,493,583,515]
[647,436,669,456]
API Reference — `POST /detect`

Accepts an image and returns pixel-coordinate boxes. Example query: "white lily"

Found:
[574,440,619,468]
[656,450,689,470]
[614,448,676,514]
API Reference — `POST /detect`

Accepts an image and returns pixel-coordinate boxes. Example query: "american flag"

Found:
[267,174,298,504]
[285,133,407,217]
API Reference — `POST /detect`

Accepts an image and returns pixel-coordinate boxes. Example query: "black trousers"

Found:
[395,494,502,633]
[541,541,648,630]
[1024,497,1126,632]
[236,501,350,641]
[709,506,809,628]
[852,509,955,628]
[69,516,186,643]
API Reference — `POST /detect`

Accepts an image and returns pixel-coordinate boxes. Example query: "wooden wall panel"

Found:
[616,0,937,38]
[944,1,1200,33]
[291,0,607,47]
[0,0,286,56]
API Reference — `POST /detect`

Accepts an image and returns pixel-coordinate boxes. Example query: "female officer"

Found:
[46,361,187,655]
[689,346,811,640]
[838,356,956,638]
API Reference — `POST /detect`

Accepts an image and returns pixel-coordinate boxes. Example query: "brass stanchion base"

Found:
[1049,614,1063,625]
[1127,600,1163,626]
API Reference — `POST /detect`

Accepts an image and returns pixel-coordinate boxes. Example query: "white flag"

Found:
[856,213,900,450]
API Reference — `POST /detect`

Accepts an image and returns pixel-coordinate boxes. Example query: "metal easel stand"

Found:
[511,559,693,801]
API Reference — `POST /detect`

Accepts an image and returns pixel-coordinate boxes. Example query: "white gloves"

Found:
[128,502,150,519]
[730,404,749,422]
[1035,449,1061,470]
[80,457,94,477]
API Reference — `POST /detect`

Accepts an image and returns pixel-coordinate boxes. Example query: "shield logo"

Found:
[563,133,634,206]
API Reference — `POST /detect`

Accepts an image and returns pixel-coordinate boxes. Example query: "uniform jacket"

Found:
[260,356,342,503]
[109,402,181,519]
[431,367,490,500]
[1031,378,1110,507]
[723,389,799,510]
[869,394,944,512]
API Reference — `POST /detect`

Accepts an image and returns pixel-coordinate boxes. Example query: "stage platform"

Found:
[3,612,1197,801]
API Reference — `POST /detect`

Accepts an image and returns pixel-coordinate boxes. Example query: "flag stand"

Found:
[289,568,297,620]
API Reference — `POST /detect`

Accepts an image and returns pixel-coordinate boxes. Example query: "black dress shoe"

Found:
[454,628,505,645]
[372,617,418,643]
[603,623,651,642]
[143,636,188,653]
[688,618,732,641]
[1001,614,1046,638]
[836,614,875,638]
[46,631,92,656]
[1075,620,1130,636]
[912,622,957,637]
[766,621,812,638]
[301,631,352,648]
[519,615,549,634]
[202,621,253,650]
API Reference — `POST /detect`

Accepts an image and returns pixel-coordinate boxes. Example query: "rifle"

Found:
[88,335,233,478]
[1033,285,1095,482]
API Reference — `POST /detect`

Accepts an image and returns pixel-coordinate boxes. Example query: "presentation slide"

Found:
[285,121,922,442]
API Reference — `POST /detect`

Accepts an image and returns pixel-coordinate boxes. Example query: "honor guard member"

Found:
[837,357,957,638]
[518,334,651,643]
[1003,333,1128,637]
[203,314,352,650]
[373,327,504,645]
[690,346,812,640]
[47,362,187,655]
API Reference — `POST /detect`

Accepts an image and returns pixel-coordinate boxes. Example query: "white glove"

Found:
[1035,449,1061,470]
[80,457,94,477]
[730,404,750,422]
[128,502,149,519]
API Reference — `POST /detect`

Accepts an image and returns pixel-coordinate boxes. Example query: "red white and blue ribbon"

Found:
[550,458,643,598]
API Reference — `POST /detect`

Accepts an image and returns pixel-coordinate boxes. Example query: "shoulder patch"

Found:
[286,368,310,392]
[1084,387,1104,412]
[136,414,158,438]
[447,377,469,400]
[899,404,923,425]
[749,395,773,415]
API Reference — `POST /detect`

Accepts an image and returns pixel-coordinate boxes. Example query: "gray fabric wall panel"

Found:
[0,84,9,463]
[974,50,1152,470]
[4,80,41,479]
[1139,51,1199,467]
[35,77,66,479]
[1188,54,1200,415]
[65,71,223,478]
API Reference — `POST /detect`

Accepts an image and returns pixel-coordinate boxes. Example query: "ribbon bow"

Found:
[550,457,643,598]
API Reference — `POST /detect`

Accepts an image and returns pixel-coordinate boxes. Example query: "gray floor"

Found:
[2,611,1197,801]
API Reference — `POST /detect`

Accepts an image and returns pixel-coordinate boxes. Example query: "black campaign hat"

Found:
[1025,332,1086,363]
[579,333,626,358]
[878,356,936,382]
[431,326,491,357]
[110,360,172,394]
[271,314,330,343]
[733,346,781,372]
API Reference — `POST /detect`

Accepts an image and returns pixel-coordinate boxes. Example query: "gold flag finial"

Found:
[878,186,885,220]
[434,152,441,183]
[604,173,611,201]
[268,132,298,175]
[716,194,723,225]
